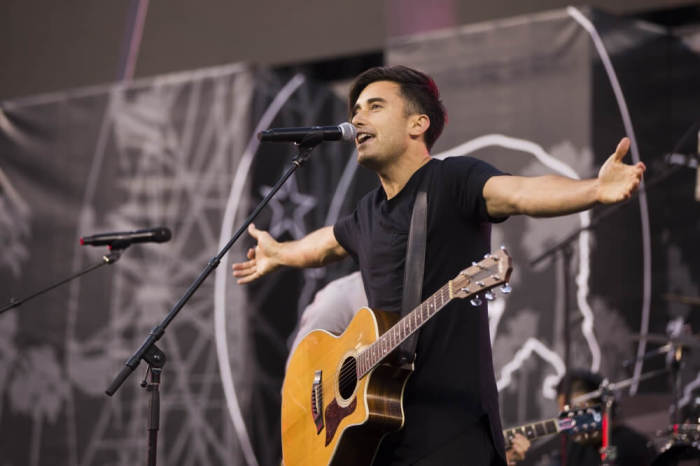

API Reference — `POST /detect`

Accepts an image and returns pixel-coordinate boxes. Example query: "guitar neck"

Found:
[503,417,561,446]
[354,249,512,380]
[356,282,454,379]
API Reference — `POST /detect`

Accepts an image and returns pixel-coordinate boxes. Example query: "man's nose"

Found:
[351,112,365,127]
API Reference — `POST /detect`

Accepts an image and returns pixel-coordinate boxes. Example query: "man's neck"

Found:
[377,148,431,200]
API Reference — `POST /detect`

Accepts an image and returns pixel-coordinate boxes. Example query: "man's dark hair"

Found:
[557,369,603,401]
[348,65,447,151]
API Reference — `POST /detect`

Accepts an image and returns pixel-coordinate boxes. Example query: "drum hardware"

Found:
[663,293,700,308]
[572,369,670,465]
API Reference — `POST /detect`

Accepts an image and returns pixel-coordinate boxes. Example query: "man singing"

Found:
[233,66,645,465]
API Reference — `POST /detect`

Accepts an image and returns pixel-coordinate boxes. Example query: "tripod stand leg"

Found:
[147,366,161,466]
[142,344,166,466]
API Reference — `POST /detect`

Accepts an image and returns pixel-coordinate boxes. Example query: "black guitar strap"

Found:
[397,173,429,366]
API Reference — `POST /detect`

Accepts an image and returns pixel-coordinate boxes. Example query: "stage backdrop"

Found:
[0,64,372,465]
[1,7,700,466]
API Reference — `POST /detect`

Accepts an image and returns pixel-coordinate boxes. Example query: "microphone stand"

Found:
[105,135,327,466]
[0,250,122,314]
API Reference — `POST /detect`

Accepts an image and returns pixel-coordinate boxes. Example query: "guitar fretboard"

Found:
[356,283,453,379]
[503,418,559,446]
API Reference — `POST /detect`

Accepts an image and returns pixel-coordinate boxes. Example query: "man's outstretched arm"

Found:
[232,224,348,284]
[483,137,646,218]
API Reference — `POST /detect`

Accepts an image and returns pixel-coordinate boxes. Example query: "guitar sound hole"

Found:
[338,357,357,400]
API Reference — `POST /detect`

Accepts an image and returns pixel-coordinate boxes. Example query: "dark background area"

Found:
[2,0,699,102]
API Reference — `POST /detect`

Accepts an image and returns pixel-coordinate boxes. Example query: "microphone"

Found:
[80,227,172,248]
[257,122,356,143]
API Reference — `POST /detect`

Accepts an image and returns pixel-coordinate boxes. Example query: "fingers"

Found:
[248,223,260,239]
[232,260,258,284]
[236,273,259,285]
[232,224,275,284]
[232,261,257,281]
[232,259,256,273]
[232,227,261,284]
[613,137,630,162]
[511,434,530,460]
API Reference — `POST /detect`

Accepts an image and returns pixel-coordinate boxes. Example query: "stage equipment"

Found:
[105,132,351,466]
[257,122,356,143]
[662,124,700,202]
[503,405,602,449]
[653,423,700,466]
[663,293,700,307]
[622,319,700,466]
[572,369,669,465]
[0,236,148,314]
[80,226,171,248]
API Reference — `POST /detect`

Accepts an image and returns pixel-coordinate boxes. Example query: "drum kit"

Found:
[570,293,700,466]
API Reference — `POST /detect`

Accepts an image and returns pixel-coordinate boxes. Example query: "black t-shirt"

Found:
[334,156,507,463]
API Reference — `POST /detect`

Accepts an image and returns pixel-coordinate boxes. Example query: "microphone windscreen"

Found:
[338,122,357,141]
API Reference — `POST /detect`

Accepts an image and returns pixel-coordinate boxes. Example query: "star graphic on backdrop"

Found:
[259,175,317,240]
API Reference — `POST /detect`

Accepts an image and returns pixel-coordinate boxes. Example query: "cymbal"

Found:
[663,293,700,307]
[630,333,700,348]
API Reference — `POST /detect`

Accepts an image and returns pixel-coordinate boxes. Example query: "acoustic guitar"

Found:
[281,248,513,465]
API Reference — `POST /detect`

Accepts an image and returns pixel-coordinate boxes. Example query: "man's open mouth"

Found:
[357,132,374,145]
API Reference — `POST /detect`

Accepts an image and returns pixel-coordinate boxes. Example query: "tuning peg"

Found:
[484,291,495,301]
[500,283,512,294]
[470,295,483,306]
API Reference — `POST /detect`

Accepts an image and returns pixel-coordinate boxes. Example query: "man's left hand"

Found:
[596,137,646,204]
[505,433,531,465]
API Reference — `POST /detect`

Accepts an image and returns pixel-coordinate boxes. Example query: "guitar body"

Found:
[281,307,412,466]
[281,249,514,465]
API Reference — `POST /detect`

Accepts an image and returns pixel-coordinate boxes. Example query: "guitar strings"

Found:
[329,298,456,391]
[309,266,503,404]
[330,299,444,390]
[319,276,499,395]
[333,292,452,389]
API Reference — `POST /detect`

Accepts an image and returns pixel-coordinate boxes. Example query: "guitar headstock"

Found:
[559,405,603,444]
[451,247,513,303]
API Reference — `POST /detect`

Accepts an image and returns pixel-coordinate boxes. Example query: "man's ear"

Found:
[408,114,430,139]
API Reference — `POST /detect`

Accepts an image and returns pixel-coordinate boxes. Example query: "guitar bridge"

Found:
[311,370,324,434]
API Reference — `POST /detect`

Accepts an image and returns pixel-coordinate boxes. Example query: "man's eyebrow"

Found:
[352,97,387,115]
[367,97,387,105]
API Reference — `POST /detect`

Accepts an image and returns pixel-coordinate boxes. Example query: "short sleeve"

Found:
[441,156,508,223]
[333,210,360,261]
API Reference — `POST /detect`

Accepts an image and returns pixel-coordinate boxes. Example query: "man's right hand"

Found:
[232,224,281,284]
[232,224,348,284]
